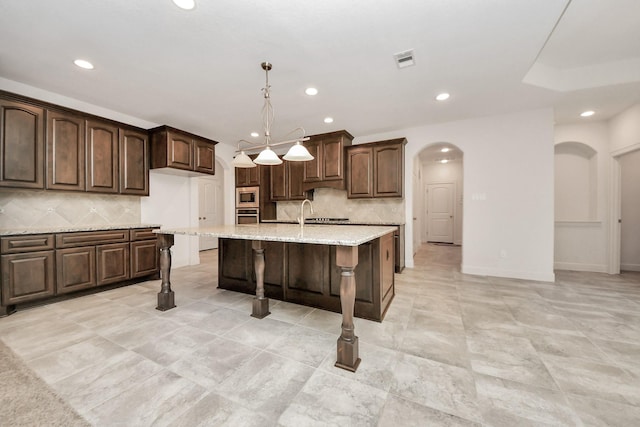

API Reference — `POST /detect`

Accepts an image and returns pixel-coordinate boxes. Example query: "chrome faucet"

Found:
[298,199,314,228]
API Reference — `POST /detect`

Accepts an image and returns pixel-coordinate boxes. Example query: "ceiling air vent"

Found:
[393,49,415,69]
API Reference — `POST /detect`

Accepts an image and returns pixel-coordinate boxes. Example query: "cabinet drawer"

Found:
[56,230,129,248]
[1,234,54,253]
[130,228,158,241]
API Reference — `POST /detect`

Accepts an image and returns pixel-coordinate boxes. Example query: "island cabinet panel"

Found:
[119,129,149,195]
[287,243,329,294]
[46,110,85,191]
[217,232,395,321]
[218,239,284,299]
[86,119,119,193]
[0,99,44,189]
[56,246,96,294]
[1,250,55,306]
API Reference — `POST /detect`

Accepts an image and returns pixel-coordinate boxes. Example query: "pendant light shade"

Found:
[232,151,256,168]
[254,146,282,165]
[283,141,314,161]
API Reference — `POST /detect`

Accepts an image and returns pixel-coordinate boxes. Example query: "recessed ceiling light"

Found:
[580,110,595,117]
[305,87,318,96]
[73,59,94,70]
[250,132,260,137]
[324,117,334,124]
[436,93,450,101]
[172,0,196,10]
[440,159,449,164]
[441,147,450,153]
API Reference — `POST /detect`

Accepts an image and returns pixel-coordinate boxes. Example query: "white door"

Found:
[427,183,454,243]
[198,177,222,250]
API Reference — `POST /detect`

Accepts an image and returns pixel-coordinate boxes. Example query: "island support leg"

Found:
[335,246,361,372]
[156,234,176,311]
[251,240,270,318]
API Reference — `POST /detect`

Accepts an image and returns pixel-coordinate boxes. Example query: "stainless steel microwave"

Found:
[236,186,259,208]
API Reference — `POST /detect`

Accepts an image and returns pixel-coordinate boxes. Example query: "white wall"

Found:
[553,122,609,272]
[354,108,556,281]
[421,159,463,245]
[610,104,640,153]
[620,149,640,271]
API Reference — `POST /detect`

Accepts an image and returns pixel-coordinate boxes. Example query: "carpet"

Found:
[0,339,91,426]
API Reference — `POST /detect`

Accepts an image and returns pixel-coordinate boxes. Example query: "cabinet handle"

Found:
[386,250,389,260]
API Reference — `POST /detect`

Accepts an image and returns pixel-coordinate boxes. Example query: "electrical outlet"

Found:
[500,249,507,258]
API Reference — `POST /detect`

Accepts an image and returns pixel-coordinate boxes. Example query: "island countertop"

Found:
[156,223,397,246]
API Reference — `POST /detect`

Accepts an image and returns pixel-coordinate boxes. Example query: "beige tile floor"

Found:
[2,244,640,426]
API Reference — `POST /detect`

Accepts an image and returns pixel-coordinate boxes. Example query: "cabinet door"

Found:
[236,161,260,186]
[119,129,149,195]
[194,138,215,174]
[1,251,54,305]
[47,110,85,191]
[0,99,44,189]
[56,247,96,294]
[347,146,373,198]
[86,119,119,193]
[167,131,193,170]
[270,162,287,200]
[130,240,158,278]
[374,144,403,197]
[287,161,307,200]
[96,242,129,285]
[322,137,344,181]
[303,140,321,182]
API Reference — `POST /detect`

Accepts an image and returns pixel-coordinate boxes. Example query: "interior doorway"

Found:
[609,144,640,273]
[426,183,455,243]
[198,160,224,251]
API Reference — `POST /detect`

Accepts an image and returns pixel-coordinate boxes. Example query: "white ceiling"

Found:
[1,0,639,150]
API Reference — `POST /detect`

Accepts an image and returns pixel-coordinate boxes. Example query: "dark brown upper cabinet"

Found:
[302,130,353,191]
[46,110,85,191]
[86,119,119,193]
[235,160,261,187]
[270,160,310,201]
[119,128,149,195]
[346,138,406,199]
[0,99,44,189]
[150,125,217,176]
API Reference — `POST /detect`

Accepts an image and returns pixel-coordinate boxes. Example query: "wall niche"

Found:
[554,141,597,221]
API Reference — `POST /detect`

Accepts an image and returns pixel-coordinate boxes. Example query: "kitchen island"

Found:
[155,223,396,372]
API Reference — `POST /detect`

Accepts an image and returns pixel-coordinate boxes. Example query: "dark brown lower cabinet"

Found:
[131,240,158,278]
[1,250,55,306]
[97,243,130,285]
[56,246,96,294]
[1,228,159,316]
[218,233,395,321]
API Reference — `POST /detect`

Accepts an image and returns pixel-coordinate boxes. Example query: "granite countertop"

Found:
[156,223,397,246]
[0,224,162,236]
[261,219,405,226]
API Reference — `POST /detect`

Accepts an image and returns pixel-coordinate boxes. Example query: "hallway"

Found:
[1,244,639,425]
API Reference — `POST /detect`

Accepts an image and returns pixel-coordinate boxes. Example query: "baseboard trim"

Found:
[620,263,640,272]
[461,265,555,282]
[554,262,608,273]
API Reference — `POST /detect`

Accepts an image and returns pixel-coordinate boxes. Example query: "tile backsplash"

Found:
[0,190,141,229]
[276,188,405,223]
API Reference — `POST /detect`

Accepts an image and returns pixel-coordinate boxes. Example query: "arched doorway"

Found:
[414,143,464,258]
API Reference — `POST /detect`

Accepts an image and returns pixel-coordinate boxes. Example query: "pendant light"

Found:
[234,62,313,167]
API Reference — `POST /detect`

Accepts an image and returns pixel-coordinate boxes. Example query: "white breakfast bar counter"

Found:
[155,223,397,372]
